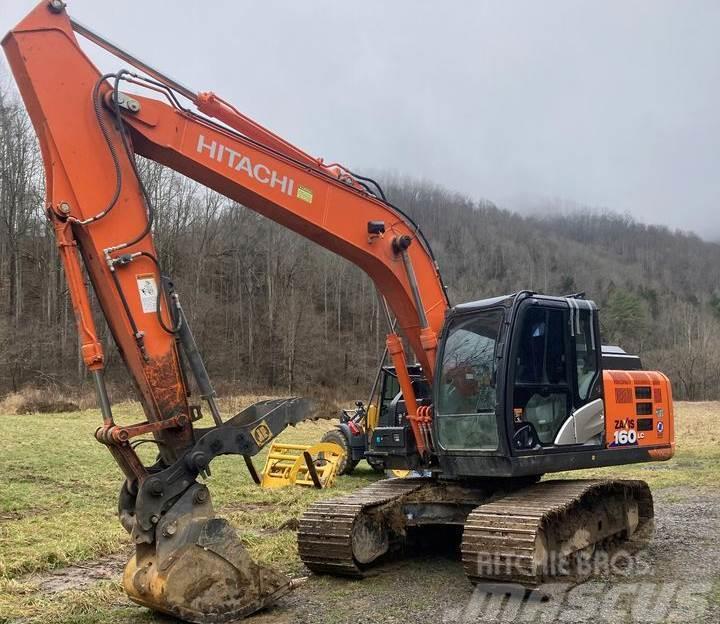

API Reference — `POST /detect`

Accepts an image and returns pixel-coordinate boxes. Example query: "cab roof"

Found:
[450,291,598,315]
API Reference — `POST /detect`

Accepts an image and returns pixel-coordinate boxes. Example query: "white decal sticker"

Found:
[136,274,158,313]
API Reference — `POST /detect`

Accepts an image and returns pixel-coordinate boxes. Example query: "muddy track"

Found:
[286,487,720,624]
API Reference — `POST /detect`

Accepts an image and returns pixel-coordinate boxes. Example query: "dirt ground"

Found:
[281,487,720,623]
[17,486,720,623]
[2,401,720,623]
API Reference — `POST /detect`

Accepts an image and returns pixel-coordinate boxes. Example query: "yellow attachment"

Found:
[366,403,378,431]
[260,442,345,489]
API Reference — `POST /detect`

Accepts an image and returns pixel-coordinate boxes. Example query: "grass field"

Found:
[0,400,718,623]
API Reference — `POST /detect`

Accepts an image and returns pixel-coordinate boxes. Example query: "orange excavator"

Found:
[3,3,675,623]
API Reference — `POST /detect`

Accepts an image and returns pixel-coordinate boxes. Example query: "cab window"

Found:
[574,309,598,401]
[513,306,570,445]
[379,372,400,424]
[436,309,504,451]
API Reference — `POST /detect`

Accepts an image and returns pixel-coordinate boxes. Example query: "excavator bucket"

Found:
[121,398,326,623]
[123,483,291,623]
[260,442,345,489]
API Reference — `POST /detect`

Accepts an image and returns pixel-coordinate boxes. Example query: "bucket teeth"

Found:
[123,484,291,623]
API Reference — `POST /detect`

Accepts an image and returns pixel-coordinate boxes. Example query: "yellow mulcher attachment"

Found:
[261,442,345,488]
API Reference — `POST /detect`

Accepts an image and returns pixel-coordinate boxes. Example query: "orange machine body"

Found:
[603,370,675,459]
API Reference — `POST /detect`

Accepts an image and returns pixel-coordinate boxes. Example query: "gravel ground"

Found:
[253,487,720,624]
[21,488,720,624]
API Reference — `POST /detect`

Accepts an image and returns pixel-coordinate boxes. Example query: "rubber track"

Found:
[461,479,653,585]
[298,478,429,576]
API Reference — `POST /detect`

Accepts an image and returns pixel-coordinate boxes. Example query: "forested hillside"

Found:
[1,83,719,400]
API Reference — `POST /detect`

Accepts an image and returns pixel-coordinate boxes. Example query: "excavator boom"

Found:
[2,2,450,621]
[4,0,449,459]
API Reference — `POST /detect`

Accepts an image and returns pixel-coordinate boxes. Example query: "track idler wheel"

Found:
[123,483,291,623]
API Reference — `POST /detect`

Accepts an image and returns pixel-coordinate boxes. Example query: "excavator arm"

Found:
[2,2,450,621]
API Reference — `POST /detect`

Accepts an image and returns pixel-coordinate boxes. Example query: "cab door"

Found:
[507,298,603,453]
[561,302,604,445]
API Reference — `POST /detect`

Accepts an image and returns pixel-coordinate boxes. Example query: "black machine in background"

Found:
[321,364,429,475]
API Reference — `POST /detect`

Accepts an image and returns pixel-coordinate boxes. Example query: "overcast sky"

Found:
[2,1,719,239]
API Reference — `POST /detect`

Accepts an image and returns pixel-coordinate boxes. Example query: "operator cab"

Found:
[435,291,603,468]
[370,290,673,478]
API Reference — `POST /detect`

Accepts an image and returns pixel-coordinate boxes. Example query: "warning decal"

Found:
[296,185,313,204]
[136,274,158,313]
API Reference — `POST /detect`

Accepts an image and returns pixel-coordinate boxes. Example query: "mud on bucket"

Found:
[123,483,291,624]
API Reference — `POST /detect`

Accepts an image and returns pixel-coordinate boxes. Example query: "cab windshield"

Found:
[436,308,504,450]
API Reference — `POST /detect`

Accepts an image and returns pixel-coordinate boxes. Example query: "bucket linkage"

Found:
[118,398,316,623]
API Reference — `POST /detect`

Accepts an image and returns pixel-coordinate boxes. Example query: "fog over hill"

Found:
[391,178,720,399]
[475,192,720,243]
